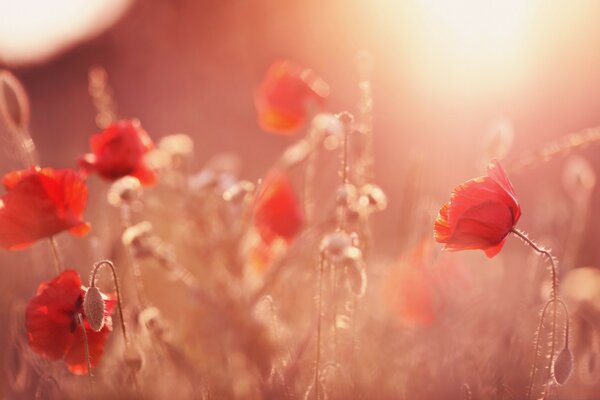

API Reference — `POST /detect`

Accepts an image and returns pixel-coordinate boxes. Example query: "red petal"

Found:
[255,61,328,134]
[63,322,111,375]
[254,171,304,243]
[0,168,89,249]
[434,161,520,257]
[85,120,155,185]
[257,108,304,134]
[26,270,82,361]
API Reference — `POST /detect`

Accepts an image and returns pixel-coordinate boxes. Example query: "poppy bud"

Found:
[83,286,106,332]
[553,346,574,385]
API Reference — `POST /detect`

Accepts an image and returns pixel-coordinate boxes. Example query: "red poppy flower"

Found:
[79,119,156,185]
[253,171,303,244]
[384,239,436,327]
[434,160,521,258]
[0,167,90,250]
[255,60,329,134]
[26,270,115,375]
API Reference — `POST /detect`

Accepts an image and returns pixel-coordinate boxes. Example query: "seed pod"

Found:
[223,180,255,202]
[336,184,357,208]
[0,70,30,131]
[107,176,142,206]
[357,184,387,214]
[553,346,574,385]
[83,286,106,332]
[321,232,352,264]
[159,133,194,158]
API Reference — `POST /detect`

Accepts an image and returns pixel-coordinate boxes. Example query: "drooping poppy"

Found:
[255,60,329,134]
[434,160,521,258]
[26,270,115,375]
[253,171,303,244]
[0,166,90,250]
[79,119,156,185]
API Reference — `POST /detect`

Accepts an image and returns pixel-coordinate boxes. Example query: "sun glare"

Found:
[406,0,535,94]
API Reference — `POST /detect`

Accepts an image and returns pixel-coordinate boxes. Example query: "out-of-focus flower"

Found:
[255,60,329,135]
[26,270,115,375]
[434,160,520,258]
[0,166,89,250]
[384,239,436,327]
[79,119,156,185]
[253,171,303,244]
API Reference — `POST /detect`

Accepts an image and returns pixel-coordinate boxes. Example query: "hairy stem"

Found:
[77,313,93,382]
[314,252,326,400]
[48,237,62,275]
[511,228,568,399]
[90,260,130,347]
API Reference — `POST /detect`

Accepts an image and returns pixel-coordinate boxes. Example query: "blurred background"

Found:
[3,1,600,398]
[1,0,600,261]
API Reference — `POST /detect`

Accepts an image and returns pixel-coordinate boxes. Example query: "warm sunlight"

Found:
[405,0,534,94]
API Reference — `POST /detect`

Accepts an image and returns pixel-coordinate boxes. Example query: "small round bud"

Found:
[122,221,156,257]
[312,113,343,137]
[321,232,352,264]
[336,184,357,208]
[223,180,255,202]
[553,346,574,385]
[107,176,142,207]
[83,286,105,332]
[357,184,387,214]
[280,140,310,168]
[158,133,194,158]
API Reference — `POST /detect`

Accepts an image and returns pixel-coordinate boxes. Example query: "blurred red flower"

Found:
[79,119,156,185]
[26,270,115,375]
[0,167,90,250]
[253,171,303,244]
[255,60,329,134]
[385,239,437,327]
[434,160,521,258]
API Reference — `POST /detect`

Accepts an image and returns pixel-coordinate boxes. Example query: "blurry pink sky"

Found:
[1,0,600,261]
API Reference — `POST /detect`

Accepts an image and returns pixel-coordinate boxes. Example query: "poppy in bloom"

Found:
[255,60,329,134]
[0,167,90,250]
[79,119,156,185]
[253,171,303,244]
[434,160,521,258]
[26,270,115,375]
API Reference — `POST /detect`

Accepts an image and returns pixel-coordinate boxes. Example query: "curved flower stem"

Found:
[76,313,93,382]
[90,259,143,396]
[511,228,568,399]
[48,237,63,275]
[120,203,146,307]
[90,260,130,347]
[511,228,557,296]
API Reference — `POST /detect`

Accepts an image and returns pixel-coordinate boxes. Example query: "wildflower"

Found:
[255,61,329,134]
[384,239,436,327]
[79,119,156,185]
[253,171,303,244]
[26,270,115,374]
[434,160,521,258]
[0,167,89,250]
